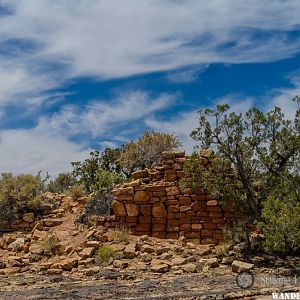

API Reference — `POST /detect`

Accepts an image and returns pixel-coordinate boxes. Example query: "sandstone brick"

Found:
[203,223,217,229]
[200,216,212,222]
[125,203,139,217]
[209,212,223,218]
[132,170,148,179]
[146,185,166,192]
[206,206,222,212]
[185,232,200,239]
[152,217,166,224]
[136,223,151,232]
[116,194,134,201]
[191,194,206,201]
[179,217,191,224]
[149,197,160,204]
[140,205,152,215]
[166,232,179,239]
[196,211,209,217]
[201,229,213,237]
[112,201,127,216]
[125,216,138,223]
[167,200,178,206]
[114,187,134,195]
[135,231,151,236]
[207,200,218,206]
[152,223,165,231]
[166,225,179,232]
[178,197,191,205]
[152,203,167,217]
[180,224,191,231]
[191,224,202,231]
[152,232,166,238]
[168,205,179,213]
[185,211,195,218]
[167,219,179,226]
[167,212,176,219]
[166,186,180,196]
[212,217,225,223]
[153,191,166,197]
[172,163,182,170]
[215,223,225,229]
[179,205,191,212]
[134,191,149,202]
[138,216,152,224]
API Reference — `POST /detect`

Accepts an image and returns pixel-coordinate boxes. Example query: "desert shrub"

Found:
[47,173,76,193]
[222,222,251,246]
[71,149,124,194]
[261,196,300,254]
[96,245,116,264]
[69,184,85,199]
[118,131,182,173]
[182,98,300,252]
[84,192,114,216]
[114,226,130,243]
[0,173,44,223]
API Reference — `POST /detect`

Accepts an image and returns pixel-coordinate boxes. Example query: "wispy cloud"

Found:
[0,0,300,111]
[37,90,176,140]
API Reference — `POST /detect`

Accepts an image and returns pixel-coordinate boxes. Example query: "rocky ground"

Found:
[0,193,299,299]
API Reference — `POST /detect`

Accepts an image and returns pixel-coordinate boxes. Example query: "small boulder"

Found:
[80,247,95,259]
[123,244,136,259]
[47,268,63,275]
[181,263,197,273]
[60,258,78,271]
[7,238,25,252]
[232,260,254,273]
[151,263,170,273]
[43,219,63,227]
[206,258,219,268]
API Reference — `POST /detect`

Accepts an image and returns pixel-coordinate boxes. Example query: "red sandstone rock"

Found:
[112,201,127,216]
[125,203,139,216]
[152,203,167,217]
[134,191,149,202]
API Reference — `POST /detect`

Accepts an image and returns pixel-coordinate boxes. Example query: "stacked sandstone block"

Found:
[0,213,36,232]
[112,151,233,244]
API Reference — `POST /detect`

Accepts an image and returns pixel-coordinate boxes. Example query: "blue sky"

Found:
[0,0,300,177]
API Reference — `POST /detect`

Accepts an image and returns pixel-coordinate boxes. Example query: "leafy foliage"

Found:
[84,192,114,216]
[71,149,124,194]
[182,98,300,253]
[0,173,44,223]
[118,131,182,173]
[96,245,116,264]
[47,172,76,193]
[260,177,300,254]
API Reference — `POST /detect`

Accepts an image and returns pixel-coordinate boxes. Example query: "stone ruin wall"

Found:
[112,150,234,244]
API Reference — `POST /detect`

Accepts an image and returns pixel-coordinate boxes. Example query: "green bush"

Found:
[47,173,76,193]
[0,173,43,223]
[96,245,116,264]
[261,196,300,254]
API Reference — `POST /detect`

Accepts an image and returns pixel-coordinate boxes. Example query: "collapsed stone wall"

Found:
[112,151,233,244]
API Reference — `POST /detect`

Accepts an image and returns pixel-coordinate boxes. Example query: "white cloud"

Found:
[37,90,175,139]
[145,78,300,153]
[0,128,90,177]
[0,0,300,111]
